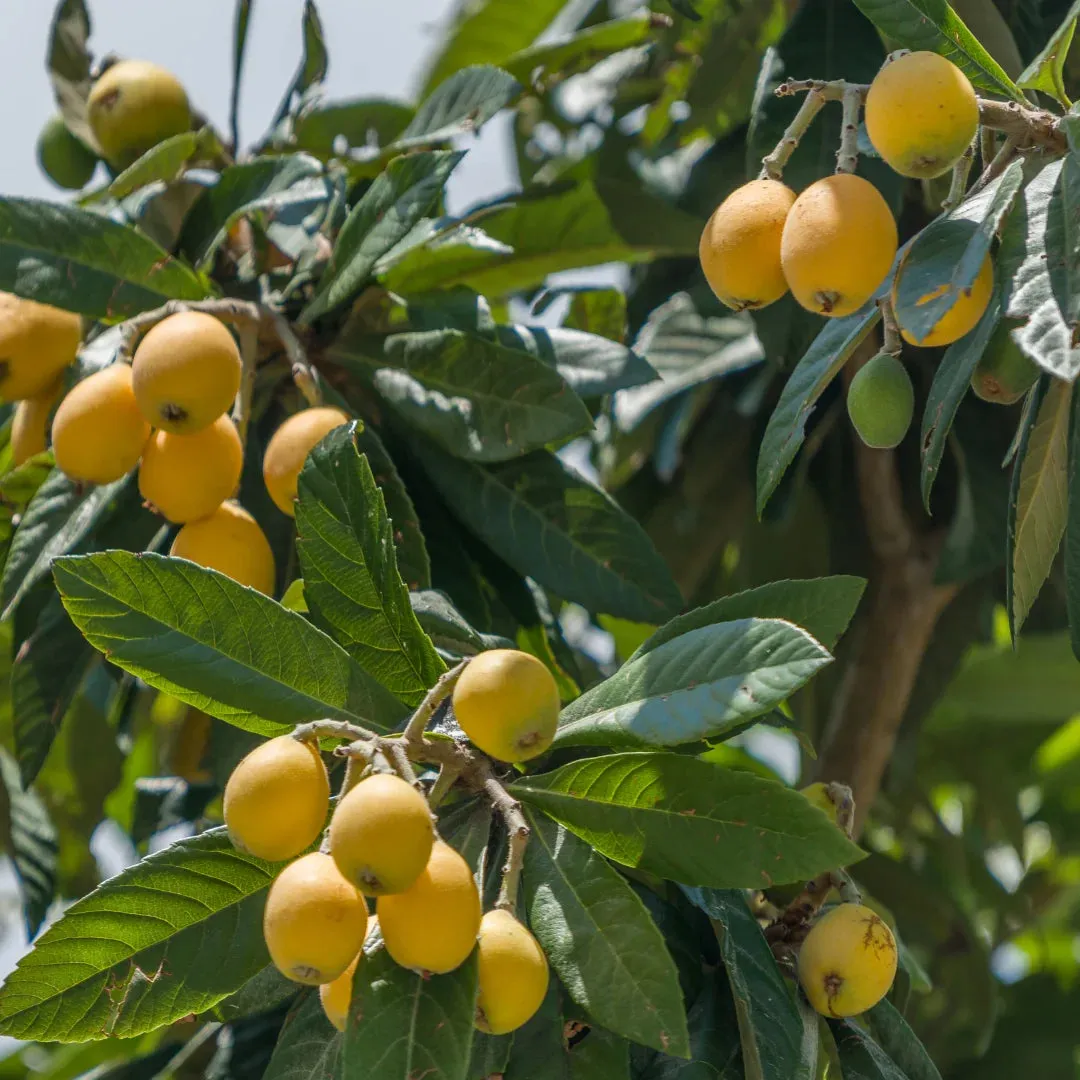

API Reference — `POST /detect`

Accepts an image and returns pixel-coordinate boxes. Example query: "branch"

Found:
[292,718,377,744]
[878,296,902,359]
[834,86,861,174]
[759,88,828,180]
[426,763,463,809]
[968,134,1020,198]
[118,298,262,360]
[941,137,976,212]
[379,737,423,791]
[269,310,322,407]
[233,320,258,453]
[404,662,467,746]
[477,763,530,911]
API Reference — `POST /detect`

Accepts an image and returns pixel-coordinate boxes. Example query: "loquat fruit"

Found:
[971,321,1039,404]
[0,291,81,402]
[138,413,243,524]
[52,364,151,485]
[329,773,434,896]
[224,734,329,862]
[846,353,914,450]
[319,953,359,1033]
[170,501,276,594]
[780,174,898,318]
[37,114,98,191]
[475,909,549,1035]
[698,178,796,311]
[11,378,63,466]
[131,312,242,435]
[87,59,191,168]
[798,902,898,1017]
[452,650,559,763]
[377,840,481,974]
[262,407,351,517]
[894,254,993,348]
[263,852,368,986]
[866,52,979,180]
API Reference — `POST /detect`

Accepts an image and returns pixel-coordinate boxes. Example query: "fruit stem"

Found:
[403,661,468,747]
[941,137,977,213]
[477,764,530,912]
[269,310,323,407]
[233,320,258,453]
[968,133,1020,199]
[879,297,902,358]
[117,298,263,360]
[834,86,861,175]
[426,763,463,809]
[379,736,423,791]
[292,718,377,743]
[759,87,827,181]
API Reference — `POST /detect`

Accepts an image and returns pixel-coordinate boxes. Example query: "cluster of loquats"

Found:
[698,50,1026,454]
[222,648,560,1036]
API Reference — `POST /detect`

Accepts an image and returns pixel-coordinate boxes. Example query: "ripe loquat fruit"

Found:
[846,353,914,450]
[170,501,276,594]
[224,734,329,862]
[262,407,351,517]
[894,254,993,348]
[329,773,434,896]
[138,413,243,524]
[52,364,151,485]
[88,60,191,168]
[0,291,81,402]
[798,902,898,1017]
[866,52,979,179]
[698,178,796,311]
[780,174,898,318]
[453,650,559,762]
[971,321,1039,404]
[263,852,368,985]
[377,840,481,974]
[11,378,63,466]
[319,953,359,1032]
[131,312,242,435]
[475,909,549,1035]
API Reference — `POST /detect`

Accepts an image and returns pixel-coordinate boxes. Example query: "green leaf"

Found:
[0,470,129,619]
[12,594,96,786]
[920,285,1004,508]
[1017,0,1080,107]
[328,328,592,461]
[399,65,522,147]
[554,618,832,750]
[680,888,804,1080]
[0,828,274,1042]
[756,299,881,516]
[470,1033,512,1079]
[564,288,627,343]
[828,1019,909,1080]
[271,0,328,127]
[296,425,444,706]
[300,150,463,324]
[46,0,95,148]
[0,198,209,320]
[294,98,414,158]
[504,981,569,1080]
[53,551,409,737]
[1007,376,1071,638]
[344,948,477,1079]
[102,128,224,201]
[865,1000,943,1080]
[521,810,690,1058]
[503,15,655,81]
[419,0,560,96]
[892,162,1022,345]
[410,589,511,657]
[631,576,866,657]
[513,754,862,888]
[1068,383,1080,660]
[849,0,1025,101]
[413,445,682,622]
[229,0,254,151]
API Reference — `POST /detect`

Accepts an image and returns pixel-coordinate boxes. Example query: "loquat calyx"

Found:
[262,407,351,516]
[475,909,550,1035]
[170,501,276,594]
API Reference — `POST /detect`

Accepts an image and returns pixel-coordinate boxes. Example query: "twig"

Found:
[379,737,423,791]
[879,296,902,358]
[233,320,258,452]
[269,310,322,406]
[403,662,467,746]
[117,298,262,360]
[292,718,376,744]
[427,763,463,809]
[834,86,861,174]
[759,88,828,180]
[969,134,1020,198]
[941,137,976,212]
[477,763,530,911]
[980,125,997,170]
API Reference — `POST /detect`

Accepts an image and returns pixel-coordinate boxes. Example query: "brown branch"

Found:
[403,661,467,746]
[477,763,530,911]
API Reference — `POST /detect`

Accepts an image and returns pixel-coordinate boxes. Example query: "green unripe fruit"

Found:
[846,353,914,450]
[36,115,98,190]
[971,322,1039,405]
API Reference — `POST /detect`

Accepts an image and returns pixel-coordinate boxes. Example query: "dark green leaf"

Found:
[300,150,463,323]
[329,327,592,461]
[667,0,703,19]
[850,0,1025,100]
[400,66,521,147]
[756,299,881,516]
[46,0,95,147]
[53,551,408,737]
[294,98,414,158]
[1007,376,1071,638]
[0,198,209,320]
[470,1033,512,1079]
[632,576,866,657]
[103,127,224,201]
[569,1027,629,1077]
[504,980,569,1080]
[413,445,682,622]
[513,754,862,888]
[296,424,444,706]
[564,288,627,342]
[503,16,655,81]
[230,0,254,151]
[344,948,477,1080]
[0,828,274,1042]
[1068,382,1080,659]
[1016,0,1080,106]
[828,1019,908,1080]
[554,618,831,750]
[865,1000,943,1080]
[522,810,690,1057]
[271,0,329,127]
[410,589,511,657]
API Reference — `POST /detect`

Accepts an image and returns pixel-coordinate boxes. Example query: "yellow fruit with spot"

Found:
[698,179,796,311]
[170,501,276,594]
[263,407,351,516]
[263,852,368,985]
[452,650,559,762]
[319,953,359,1032]
[138,414,243,523]
[52,364,151,484]
[224,734,329,862]
[11,379,63,466]
[798,903,898,1017]
[894,254,993,348]
[88,59,191,167]
[475,909,549,1035]
[971,320,1039,404]
[780,174,898,318]
[329,773,434,896]
[0,292,81,402]
[132,312,241,434]
[377,840,481,974]
[866,52,979,179]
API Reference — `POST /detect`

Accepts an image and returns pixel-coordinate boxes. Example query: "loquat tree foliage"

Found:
[0,0,1080,1077]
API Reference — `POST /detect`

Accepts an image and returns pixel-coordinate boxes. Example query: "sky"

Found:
[0,0,514,211]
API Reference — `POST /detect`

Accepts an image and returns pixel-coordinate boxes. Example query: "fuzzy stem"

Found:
[980,125,997,170]
[969,134,1020,198]
[479,765,530,912]
[404,662,468,746]
[879,296,903,357]
[759,88,827,180]
[117,298,262,360]
[834,86,861,174]
[233,320,258,453]
[270,311,322,406]
[941,137,976,212]
[292,718,376,744]
[379,737,423,791]
[427,763,463,810]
